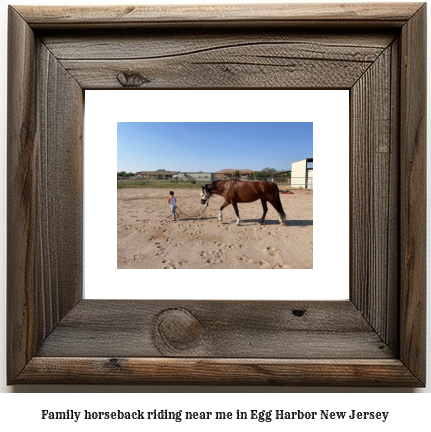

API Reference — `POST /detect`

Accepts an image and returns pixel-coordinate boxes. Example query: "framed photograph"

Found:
[85,89,349,301]
[114,119,315,271]
[7,3,426,386]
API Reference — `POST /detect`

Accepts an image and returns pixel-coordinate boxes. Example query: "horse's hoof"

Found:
[258,221,264,225]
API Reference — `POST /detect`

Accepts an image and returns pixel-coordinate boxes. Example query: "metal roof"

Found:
[292,158,313,164]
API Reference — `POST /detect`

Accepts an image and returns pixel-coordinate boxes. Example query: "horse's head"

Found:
[201,185,211,204]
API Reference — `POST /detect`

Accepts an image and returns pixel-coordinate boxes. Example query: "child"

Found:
[167,191,179,221]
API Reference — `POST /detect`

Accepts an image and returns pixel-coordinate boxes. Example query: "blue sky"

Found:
[117,122,312,173]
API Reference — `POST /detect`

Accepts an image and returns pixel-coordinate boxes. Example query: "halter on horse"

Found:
[201,179,286,226]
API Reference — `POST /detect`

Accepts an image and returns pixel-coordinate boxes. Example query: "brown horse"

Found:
[201,179,286,225]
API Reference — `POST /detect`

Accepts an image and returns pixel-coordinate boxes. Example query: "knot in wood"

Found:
[108,358,123,369]
[155,308,203,351]
[292,308,306,317]
[116,71,150,87]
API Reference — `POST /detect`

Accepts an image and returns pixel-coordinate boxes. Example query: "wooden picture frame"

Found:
[7,3,426,386]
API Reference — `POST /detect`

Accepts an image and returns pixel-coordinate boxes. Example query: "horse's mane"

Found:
[211,180,221,190]
[206,180,220,193]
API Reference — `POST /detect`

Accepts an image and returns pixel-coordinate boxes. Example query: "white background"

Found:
[0,0,430,426]
[85,90,349,300]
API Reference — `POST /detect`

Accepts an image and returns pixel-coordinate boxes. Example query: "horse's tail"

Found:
[274,183,286,220]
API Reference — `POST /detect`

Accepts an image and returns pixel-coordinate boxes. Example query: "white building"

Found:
[177,172,215,182]
[291,158,313,189]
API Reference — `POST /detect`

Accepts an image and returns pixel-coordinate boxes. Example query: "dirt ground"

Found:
[117,187,313,269]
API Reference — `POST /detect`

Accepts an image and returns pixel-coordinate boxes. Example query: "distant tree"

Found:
[260,167,277,177]
[156,169,166,171]
[278,170,290,178]
[233,170,240,178]
[251,167,278,179]
[117,171,134,177]
[198,171,203,173]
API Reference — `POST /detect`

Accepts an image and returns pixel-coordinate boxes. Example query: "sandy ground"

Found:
[117,187,313,269]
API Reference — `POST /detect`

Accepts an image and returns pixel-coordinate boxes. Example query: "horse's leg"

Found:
[219,201,230,221]
[269,196,285,225]
[231,201,242,225]
[259,199,268,225]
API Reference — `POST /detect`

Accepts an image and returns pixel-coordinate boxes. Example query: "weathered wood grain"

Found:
[7,3,427,386]
[7,6,38,382]
[41,31,395,60]
[36,300,393,359]
[350,44,398,347]
[41,30,395,89]
[35,40,84,336]
[16,3,423,29]
[60,56,371,89]
[59,44,386,89]
[399,3,427,385]
[15,358,423,386]
[387,38,401,353]
[7,6,83,383]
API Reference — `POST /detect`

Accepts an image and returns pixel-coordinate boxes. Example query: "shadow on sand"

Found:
[223,219,313,226]
[177,217,313,227]
[284,219,313,227]
[178,216,218,222]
